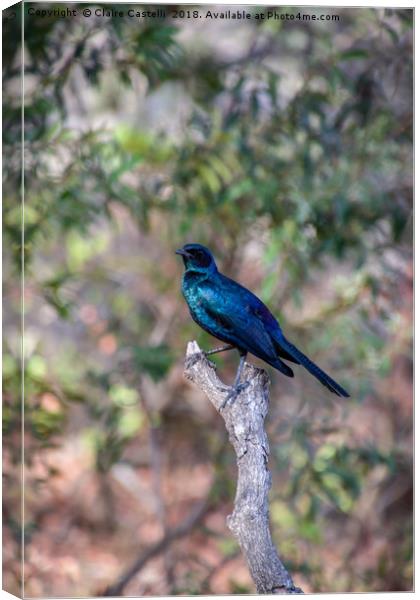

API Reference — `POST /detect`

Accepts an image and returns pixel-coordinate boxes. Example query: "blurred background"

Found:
[3,3,413,596]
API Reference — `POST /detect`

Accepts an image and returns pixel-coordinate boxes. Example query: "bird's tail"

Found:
[278,336,350,398]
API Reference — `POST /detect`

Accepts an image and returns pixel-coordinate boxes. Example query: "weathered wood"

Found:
[184,340,303,594]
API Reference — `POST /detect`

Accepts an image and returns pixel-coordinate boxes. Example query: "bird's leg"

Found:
[187,345,235,370]
[205,344,235,356]
[233,353,247,388]
[221,352,250,410]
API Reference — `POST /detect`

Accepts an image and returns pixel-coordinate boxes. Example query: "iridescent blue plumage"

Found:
[176,243,349,400]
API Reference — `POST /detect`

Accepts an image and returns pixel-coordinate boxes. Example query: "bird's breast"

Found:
[182,277,217,326]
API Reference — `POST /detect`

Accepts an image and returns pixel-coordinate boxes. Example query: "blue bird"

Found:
[176,243,349,406]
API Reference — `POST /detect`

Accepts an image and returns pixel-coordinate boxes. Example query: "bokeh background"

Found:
[3,3,413,596]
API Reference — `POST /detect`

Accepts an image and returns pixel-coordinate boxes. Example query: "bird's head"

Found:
[175,243,217,274]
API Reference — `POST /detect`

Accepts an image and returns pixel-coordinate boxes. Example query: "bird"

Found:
[175,243,349,407]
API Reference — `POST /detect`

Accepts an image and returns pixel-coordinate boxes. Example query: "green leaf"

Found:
[132,345,173,381]
[339,48,369,61]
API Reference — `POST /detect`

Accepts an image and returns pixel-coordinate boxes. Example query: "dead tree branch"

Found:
[184,340,303,594]
[102,499,210,596]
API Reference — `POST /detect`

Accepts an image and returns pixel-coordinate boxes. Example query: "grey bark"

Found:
[184,341,303,594]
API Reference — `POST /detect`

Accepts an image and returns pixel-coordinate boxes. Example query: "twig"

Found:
[184,341,303,594]
[101,499,210,596]
[201,551,241,592]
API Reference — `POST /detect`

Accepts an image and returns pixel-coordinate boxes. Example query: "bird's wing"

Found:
[201,278,294,377]
[205,305,294,377]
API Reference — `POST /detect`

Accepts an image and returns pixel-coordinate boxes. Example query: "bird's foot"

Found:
[185,351,205,369]
[186,351,216,371]
[220,381,250,410]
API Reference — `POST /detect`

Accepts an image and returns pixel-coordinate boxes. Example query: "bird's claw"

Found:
[185,351,205,369]
[186,351,217,373]
[220,381,250,410]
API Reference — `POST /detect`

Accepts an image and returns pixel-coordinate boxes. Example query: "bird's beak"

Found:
[175,248,191,258]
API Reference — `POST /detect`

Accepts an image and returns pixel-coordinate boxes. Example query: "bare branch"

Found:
[101,499,210,596]
[184,341,303,594]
